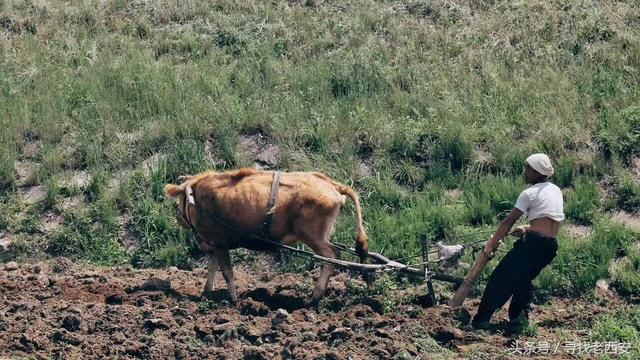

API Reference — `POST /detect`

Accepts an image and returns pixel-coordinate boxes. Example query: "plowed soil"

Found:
[0,257,621,359]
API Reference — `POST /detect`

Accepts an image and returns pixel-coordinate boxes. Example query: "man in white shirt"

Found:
[471,153,564,331]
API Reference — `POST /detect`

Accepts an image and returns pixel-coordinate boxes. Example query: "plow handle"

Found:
[448,250,491,308]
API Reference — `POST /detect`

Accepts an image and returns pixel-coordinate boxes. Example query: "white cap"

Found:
[526,153,554,177]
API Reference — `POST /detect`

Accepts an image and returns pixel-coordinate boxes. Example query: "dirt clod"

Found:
[243,346,268,360]
[50,330,82,346]
[62,315,82,332]
[51,257,74,273]
[239,298,269,317]
[136,277,171,293]
[143,318,169,332]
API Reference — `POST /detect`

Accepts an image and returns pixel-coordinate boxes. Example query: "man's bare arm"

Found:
[484,208,524,253]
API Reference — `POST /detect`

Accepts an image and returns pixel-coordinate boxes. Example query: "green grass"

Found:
[565,177,601,225]
[615,172,640,213]
[48,210,127,266]
[0,235,28,263]
[611,243,640,299]
[410,324,455,359]
[537,220,637,296]
[0,0,638,304]
[463,176,521,226]
[590,307,640,360]
[0,150,16,192]
[128,167,195,269]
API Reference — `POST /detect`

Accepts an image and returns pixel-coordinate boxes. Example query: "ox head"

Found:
[164,176,195,229]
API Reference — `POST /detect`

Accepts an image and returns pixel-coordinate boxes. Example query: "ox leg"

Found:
[310,244,337,304]
[203,252,219,294]
[217,248,238,303]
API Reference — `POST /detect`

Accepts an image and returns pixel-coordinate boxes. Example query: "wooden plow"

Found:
[263,234,487,305]
[274,232,503,307]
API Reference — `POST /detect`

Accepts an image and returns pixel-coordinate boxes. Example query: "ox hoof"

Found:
[201,289,216,299]
[201,289,228,301]
[309,290,325,308]
[201,290,238,305]
[228,290,239,304]
[307,298,321,311]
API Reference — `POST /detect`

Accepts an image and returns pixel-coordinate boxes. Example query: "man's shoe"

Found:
[506,314,529,335]
[471,320,491,330]
[509,312,529,326]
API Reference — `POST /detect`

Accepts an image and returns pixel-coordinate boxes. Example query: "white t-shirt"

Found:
[514,182,565,222]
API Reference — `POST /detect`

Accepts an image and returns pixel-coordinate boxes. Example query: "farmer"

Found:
[471,153,564,330]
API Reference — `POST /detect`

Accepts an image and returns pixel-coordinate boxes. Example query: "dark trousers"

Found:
[473,232,558,323]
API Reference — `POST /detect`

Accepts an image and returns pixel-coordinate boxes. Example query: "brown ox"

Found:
[164,168,369,303]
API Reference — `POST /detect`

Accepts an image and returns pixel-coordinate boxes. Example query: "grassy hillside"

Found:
[1,0,639,308]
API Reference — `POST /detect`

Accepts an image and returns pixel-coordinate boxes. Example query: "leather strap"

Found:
[263,171,282,238]
[184,184,195,226]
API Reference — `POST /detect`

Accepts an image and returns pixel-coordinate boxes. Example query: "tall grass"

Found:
[565,177,601,225]
[615,172,640,213]
[48,211,127,266]
[463,176,522,226]
[590,307,640,360]
[0,150,16,192]
[611,244,640,298]
[537,220,637,296]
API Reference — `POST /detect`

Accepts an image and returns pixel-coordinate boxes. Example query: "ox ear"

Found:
[164,184,183,198]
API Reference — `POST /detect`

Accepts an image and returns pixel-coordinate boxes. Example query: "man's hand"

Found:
[482,236,498,258]
[510,225,528,236]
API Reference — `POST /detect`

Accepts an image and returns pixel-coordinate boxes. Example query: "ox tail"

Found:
[332,181,369,263]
